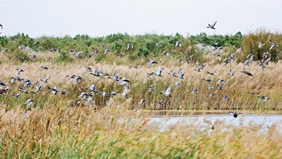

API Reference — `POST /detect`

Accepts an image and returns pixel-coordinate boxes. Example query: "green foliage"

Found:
[190,31,243,48]
[1,30,281,64]
[54,54,74,64]
[241,28,282,62]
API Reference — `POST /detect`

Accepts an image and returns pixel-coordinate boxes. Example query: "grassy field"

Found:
[0,51,281,112]
[0,106,282,158]
[1,31,282,158]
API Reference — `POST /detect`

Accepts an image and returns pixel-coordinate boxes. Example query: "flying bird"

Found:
[229,112,242,118]
[269,39,278,50]
[16,68,24,75]
[155,67,164,76]
[258,96,270,102]
[207,21,217,29]
[0,24,3,30]
[90,68,102,77]
[177,68,185,79]
[207,71,216,75]
[148,60,157,68]
[258,41,265,48]
[122,84,130,98]
[160,86,172,97]
[241,68,253,76]
[229,69,236,76]
[24,99,35,107]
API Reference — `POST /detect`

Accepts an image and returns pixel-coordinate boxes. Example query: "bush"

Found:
[241,28,282,62]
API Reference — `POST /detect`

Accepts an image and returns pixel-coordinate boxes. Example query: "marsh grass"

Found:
[1,54,282,111]
[0,106,282,158]
[1,30,282,157]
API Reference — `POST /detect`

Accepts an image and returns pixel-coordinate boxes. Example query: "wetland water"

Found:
[149,113,282,130]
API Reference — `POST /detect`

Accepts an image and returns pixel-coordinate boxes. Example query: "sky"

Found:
[1,1,282,38]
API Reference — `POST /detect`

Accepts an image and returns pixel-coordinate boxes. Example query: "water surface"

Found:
[149,113,282,131]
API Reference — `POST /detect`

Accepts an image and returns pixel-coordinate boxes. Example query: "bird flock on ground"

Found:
[0,21,278,118]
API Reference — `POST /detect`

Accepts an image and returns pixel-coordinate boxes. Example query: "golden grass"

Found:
[0,105,282,158]
[1,50,282,157]
[1,51,282,111]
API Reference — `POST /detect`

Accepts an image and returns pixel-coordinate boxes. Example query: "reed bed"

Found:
[0,105,281,158]
[0,41,282,158]
[0,55,282,111]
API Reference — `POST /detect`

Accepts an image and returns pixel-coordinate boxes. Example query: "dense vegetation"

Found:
[0,28,282,158]
[0,28,281,65]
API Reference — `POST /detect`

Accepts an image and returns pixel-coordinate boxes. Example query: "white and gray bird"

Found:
[258,96,270,102]
[85,66,92,72]
[126,43,134,50]
[91,68,101,77]
[79,92,92,99]
[160,86,172,97]
[269,39,278,50]
[175,41,182,47]
[177,68,185,79]
[138,99,147,105]
[222,95,229,101]
[155,67,164,76]
[229,69,236,76]
[118,78,130,86]
[16,68,24,75]
[148,60,157,68]
[258,41,265,48]
[229,112,242,118]
[41,75,50,83]
[35,81,44,91]
[111,71,120,81]
[48,86,59,95]
[24,99,34,107]
[73,76,83,84]
[122,84,130,98]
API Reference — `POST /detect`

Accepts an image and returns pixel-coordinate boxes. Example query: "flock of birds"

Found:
[0,21,278,119]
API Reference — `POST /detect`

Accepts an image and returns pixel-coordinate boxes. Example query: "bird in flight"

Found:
[229,112,242,118]
[0,24,3,30]
[207,21,217,29]
[241,68,253,76]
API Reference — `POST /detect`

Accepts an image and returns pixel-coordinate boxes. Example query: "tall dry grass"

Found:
[0,106,282,158]
[1,40,282,158]
[0,51,282,111]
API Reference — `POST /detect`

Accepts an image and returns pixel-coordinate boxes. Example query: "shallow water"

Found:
[149,114,282,131]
